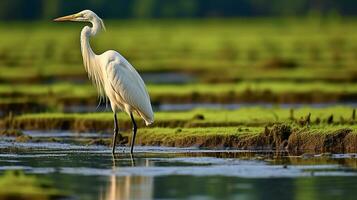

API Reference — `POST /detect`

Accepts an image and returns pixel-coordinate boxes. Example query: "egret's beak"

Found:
[53,14,79,22]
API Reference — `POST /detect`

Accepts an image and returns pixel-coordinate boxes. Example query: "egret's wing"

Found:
[106,57,154,124]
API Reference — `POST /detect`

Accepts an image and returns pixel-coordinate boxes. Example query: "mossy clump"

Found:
[192,114,205,120]
[262,57,298,69]
[15,135,32,143]
[117,135,129,145]
[87,139,111,146]
[326,114,334,124]
[86,136,129,146]
[0,129,23,137]
[261,124,292,149]
[298,113,311,127]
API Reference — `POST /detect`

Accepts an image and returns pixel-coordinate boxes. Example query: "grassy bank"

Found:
[1,106,356,153]
[2,106,355,130]
[0,81,356,114]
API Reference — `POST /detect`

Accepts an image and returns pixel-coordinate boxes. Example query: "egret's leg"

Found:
[130,112,137,154]
[130,153,136,167]
[112,113,119,154]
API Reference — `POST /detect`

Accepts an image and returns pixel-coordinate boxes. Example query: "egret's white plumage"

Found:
[54,10,154,154]
[104,52,154,125]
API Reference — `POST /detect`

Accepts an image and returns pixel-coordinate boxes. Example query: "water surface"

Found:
[0,139,356,200]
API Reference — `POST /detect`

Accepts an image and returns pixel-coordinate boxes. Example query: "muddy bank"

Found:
[287,128,357,153]
[135,125,357,154]
[2,124,356,154]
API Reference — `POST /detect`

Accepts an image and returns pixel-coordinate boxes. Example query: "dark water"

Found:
[0,132,357,200]
[142,72,195,84]
[157,102,357,111]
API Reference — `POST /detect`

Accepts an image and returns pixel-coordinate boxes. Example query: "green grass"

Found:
[0,81,356,101]
[13,106,356,125]
[296,124,357,135]
[136,127,262,145]
[140,127,261,137]
[1,18,357,82]
[0,83,95,99]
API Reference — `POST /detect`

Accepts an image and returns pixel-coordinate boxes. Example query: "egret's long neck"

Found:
[80,22,105,97]
[80,27,95,60]
[80,26,97,64]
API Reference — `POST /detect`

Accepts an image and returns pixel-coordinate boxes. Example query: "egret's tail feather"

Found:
[139,111,154,126]
[145,119,154,126]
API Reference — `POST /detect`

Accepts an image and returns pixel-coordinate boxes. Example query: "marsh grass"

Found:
[0,81,356,114]
[1,19,357,82]
[4,106,356,131]
[2,107,356,153]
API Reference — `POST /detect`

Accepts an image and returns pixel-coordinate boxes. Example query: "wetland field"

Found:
[1,18,357,199]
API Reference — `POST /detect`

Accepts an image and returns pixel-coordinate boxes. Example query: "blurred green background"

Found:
[0,0,356,115]
[1,0,357,20]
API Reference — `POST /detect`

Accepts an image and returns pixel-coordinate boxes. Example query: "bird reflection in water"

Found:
[100,154,153,200]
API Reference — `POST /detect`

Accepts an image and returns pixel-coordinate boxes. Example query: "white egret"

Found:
[54,10,154,154]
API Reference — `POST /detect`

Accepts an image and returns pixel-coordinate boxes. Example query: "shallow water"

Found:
[64,102,357,113]
[0,137,357,200]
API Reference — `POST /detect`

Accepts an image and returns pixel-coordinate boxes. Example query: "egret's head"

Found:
[54,10,106,31]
